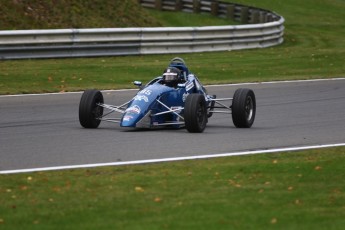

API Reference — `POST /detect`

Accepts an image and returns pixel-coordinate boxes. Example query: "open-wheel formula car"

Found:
[79,57,256,133]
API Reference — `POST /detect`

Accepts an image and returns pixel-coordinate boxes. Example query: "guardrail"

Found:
[0,0,284,60]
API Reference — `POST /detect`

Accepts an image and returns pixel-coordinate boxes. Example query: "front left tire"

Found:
[231,88,256,128]
[79,90,104,128]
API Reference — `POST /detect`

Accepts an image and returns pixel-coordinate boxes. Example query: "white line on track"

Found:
[205,77,345,87]
[1,77,345,98]
[1,143,345,174]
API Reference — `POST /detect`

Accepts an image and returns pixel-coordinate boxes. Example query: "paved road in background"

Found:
[1,79,345,171]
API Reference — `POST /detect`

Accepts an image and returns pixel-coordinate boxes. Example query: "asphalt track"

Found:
[1,78,345,172]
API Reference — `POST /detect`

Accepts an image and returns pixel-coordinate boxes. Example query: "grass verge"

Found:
[1,0,344,94]
[1,147,345,229]
[0,0,162,29]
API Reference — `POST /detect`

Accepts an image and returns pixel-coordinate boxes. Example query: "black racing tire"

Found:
[79,90,104,128]
[232,88,256,128]
[184,94,208,133]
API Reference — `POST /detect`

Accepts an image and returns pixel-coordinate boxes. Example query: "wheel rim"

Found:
[245,96,254,121]
[197,101,206,126]
[93,105,103,118]
[92,95,103,119]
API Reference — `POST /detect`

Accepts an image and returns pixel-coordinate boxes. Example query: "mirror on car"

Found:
[133,81,142,87]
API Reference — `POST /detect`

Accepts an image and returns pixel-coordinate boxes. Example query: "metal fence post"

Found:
[155,0,162,10]
[226,5,234,20]
[175,0,182,11]
[210,1,219,16]
[240,7,249,24]
[251,10,260,24]
[266,14,273,22]
[259,11,266,23]
[193,0,200,13]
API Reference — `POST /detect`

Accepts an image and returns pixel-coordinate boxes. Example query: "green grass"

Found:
[1,147,345,229]
[1,0,345,94]
[0,0,162,29]
[0,0,236,30]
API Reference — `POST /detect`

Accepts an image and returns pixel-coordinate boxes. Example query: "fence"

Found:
[0,0,284,59]
[140,0,281,23]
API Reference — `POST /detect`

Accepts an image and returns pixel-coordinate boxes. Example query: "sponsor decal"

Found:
[125,105,141,114]
[182,92,189,102]
[123,115,133,121]
[134,95,149,102]
[185,81,194,91]
[139,89,152,96]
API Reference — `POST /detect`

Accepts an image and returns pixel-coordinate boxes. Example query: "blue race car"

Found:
[79,57,256,133]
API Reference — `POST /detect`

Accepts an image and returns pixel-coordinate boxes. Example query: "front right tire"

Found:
[184,94,207,133]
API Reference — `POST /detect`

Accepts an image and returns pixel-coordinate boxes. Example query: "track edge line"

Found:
[1,143,345,174]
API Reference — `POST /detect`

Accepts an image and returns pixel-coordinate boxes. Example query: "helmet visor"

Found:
[163,72,178,82]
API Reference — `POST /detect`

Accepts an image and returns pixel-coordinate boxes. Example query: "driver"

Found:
[162,67,182,87]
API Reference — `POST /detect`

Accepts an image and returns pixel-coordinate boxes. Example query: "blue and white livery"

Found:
[79,57,256,133]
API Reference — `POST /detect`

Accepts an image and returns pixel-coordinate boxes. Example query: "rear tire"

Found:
[184,94,207,133]
[232,88,256,128]
[79,90,104,128]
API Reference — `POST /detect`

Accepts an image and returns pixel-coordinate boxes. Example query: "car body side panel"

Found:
[120,76,204,128]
